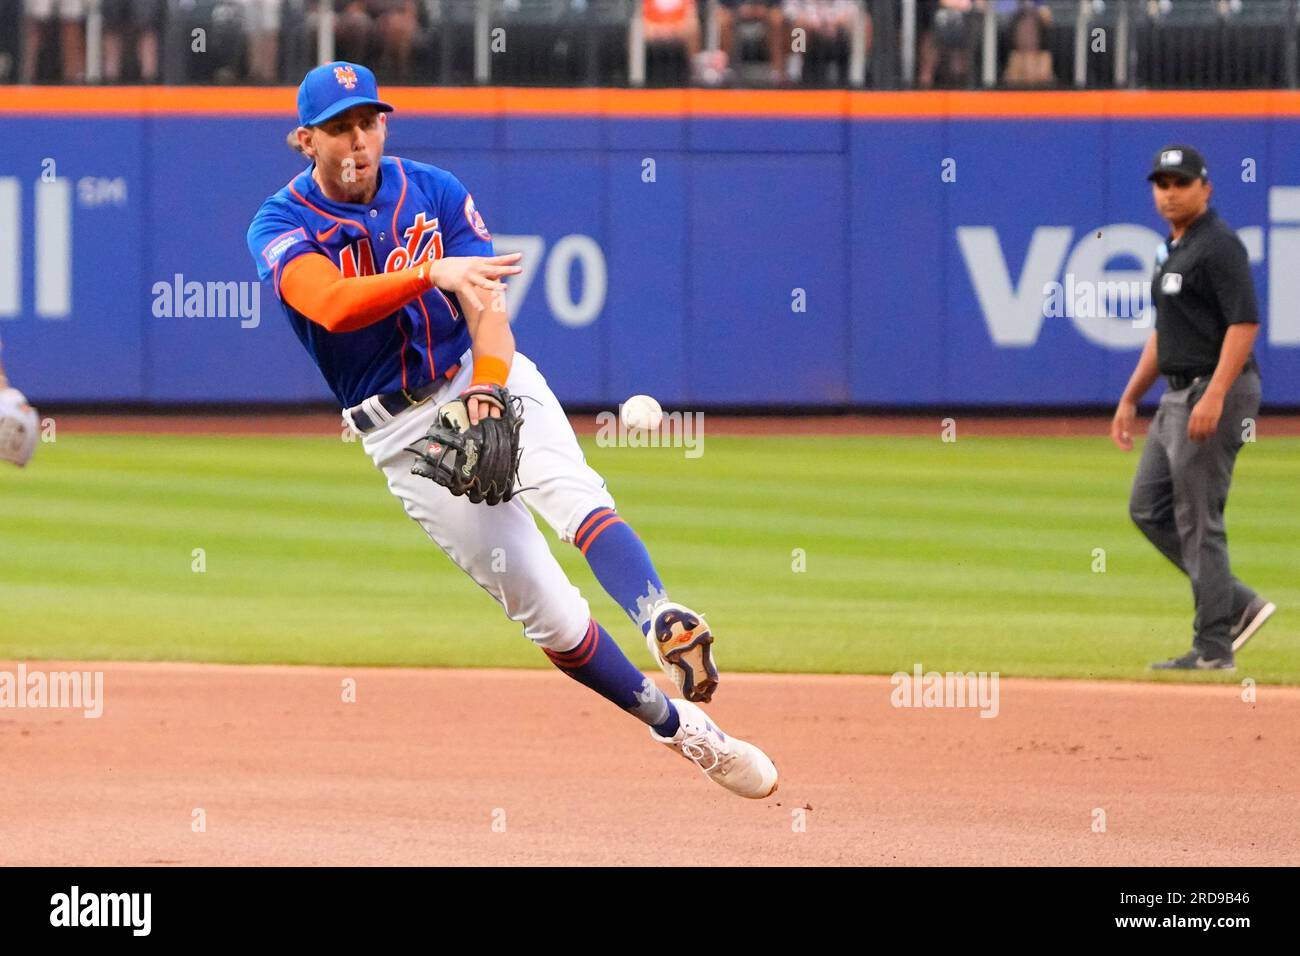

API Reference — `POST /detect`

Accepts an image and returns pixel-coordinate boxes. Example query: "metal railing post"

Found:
[849,0,868,87]
[629,0,646,87]
[1073,0,1090,87]
[901,0,916,87]
[85,0,103,82]
[981,0,997,87]
[475,0,491,84]
[1286,0,1299,89]
[317,3,336,64]
[1114,0,1129,87]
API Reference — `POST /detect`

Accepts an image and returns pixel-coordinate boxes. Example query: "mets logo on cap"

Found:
[297,62,393,127]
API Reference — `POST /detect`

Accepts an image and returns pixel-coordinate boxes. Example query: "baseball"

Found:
[620,394,663,430]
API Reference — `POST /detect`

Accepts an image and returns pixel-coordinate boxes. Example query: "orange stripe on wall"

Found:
[0,86,299,114]
[6,86,1300,118]
[845,88,1300,118]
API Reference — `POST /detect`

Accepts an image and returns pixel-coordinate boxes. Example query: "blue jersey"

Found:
[246,156,495,407]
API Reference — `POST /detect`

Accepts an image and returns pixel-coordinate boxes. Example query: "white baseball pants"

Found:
[352,351,617,653]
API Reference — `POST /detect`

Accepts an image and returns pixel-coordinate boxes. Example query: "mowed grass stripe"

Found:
[1,432,1296,681]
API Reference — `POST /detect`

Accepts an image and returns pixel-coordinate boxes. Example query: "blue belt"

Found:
[345,359,462,434]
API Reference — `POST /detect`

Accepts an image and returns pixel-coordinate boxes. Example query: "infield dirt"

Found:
[3,662,1294,866]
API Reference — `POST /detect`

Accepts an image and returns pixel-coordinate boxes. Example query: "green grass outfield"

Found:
[1,430,1297,683]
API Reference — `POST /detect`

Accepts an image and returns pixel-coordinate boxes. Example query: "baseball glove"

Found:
[407,384,524,505]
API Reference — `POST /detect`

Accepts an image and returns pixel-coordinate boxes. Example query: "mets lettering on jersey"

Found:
[246,155,494,407]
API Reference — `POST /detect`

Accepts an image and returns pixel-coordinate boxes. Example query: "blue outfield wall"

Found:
[2,110,1298,406]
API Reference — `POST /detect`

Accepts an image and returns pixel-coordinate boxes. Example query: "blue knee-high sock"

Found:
[573,507,668,636]
[546,620,680,736]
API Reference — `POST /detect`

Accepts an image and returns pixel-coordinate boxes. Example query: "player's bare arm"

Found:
[452,262,517,425]
[1112,330,1161,451]
[1188,321,1259,442]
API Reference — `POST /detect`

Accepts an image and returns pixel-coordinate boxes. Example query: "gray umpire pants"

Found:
[1128,369,1262,660]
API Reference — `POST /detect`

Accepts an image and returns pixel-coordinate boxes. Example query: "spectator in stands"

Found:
[1001,3,1052,87]
[102,0,162,82]
[916,0,937,87]
[717,0,787,85]
[238,0,282,83]
[782,0,870,85]
[21,0,86,82]
[1,0,21,81]
[937,0,981,87]
[918,0,985,88]
[644,0,702,63]
[305,1,374,65]
[371,0,420,82]
[304,0,421,83]
[166,0,249,83]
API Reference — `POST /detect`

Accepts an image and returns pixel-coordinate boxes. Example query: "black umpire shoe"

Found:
[1230,597,1278,653]
[1150,650,1236,671]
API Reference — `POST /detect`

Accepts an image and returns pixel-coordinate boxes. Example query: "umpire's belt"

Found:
[345,361,461,434]
[1165,357,1256,392]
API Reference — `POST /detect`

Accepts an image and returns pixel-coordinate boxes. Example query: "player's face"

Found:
[306,105,387,201]
[1151,173,1211,226]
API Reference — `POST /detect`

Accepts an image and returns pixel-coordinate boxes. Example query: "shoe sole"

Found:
[653,608,720,703]
[734,743,779,799]
[663,630,719,704]
[752,771,779,800]
[736,778,780,800]
[1149,660,1236,671]
[1231,602,1277,653]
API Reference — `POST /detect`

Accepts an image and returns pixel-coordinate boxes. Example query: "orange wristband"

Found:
[471,355,511,387]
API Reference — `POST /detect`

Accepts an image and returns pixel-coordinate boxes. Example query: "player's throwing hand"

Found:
[421,252,522,312]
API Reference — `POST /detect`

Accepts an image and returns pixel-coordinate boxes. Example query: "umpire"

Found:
[1111,144,1276,671]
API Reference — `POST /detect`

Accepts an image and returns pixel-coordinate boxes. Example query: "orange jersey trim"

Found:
[287,182,369,238]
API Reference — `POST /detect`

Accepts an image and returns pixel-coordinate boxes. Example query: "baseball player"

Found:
[0,339,40,468]
[246,62,777,799]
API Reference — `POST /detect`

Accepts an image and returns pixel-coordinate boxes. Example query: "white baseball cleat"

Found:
[651,699,778,800]
[646,602,719,703]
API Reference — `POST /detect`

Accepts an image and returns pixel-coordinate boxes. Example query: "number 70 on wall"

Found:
[491,234,606,329]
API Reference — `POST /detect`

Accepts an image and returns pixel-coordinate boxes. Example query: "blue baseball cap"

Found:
[297,62,393,127]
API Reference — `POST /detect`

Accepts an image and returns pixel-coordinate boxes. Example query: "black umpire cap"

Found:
[1147,144,1209,182]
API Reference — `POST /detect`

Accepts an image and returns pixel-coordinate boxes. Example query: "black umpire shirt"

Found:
[1151,207,1259,375]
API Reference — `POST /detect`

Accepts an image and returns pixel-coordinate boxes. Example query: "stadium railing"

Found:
[2,0,1298,89]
